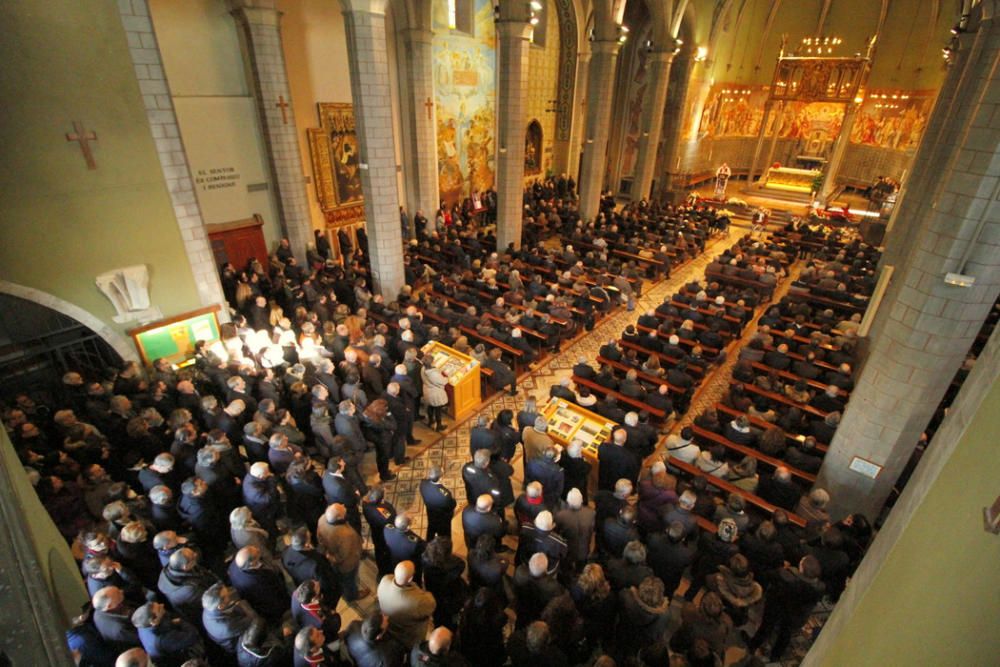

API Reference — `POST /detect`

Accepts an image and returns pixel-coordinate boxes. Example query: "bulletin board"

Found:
[128,305,221,367]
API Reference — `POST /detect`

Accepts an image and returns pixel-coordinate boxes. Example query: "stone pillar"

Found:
[399,27,439,228]
[229,2,312,263]
[495,16,532,250]
[118,0,229,314]
[578,39,621,221]
[341,5,404,298]
[746,100,774,188]
[656,55,693,197]
[566,51,591,183]
[631,51,674,202]
[762,101,784,179]
[816,12,1000,520]
[817,102,859,205]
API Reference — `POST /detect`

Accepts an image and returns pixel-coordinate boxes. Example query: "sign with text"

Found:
[195,166,241,192]
[849,456,883,480]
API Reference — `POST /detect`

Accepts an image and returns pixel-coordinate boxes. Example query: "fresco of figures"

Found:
[433,0,497,207]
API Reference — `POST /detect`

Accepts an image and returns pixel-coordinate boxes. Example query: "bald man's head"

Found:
[427,627,453,655]
[394,560,415,585]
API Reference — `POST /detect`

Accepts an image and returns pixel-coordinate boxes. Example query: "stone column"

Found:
[578,39,621,221]
[816,12,1000,520]
[341,5,404,298]
[631,51,674,202]
[494,16,532,250]
[229,2,312,263]
[118,0,229,314]
[817,101,859,205]
[566,51,591,183]
[656,55,693,197]
[762,101,784,178]
[746,100,774,188]
[399,27,439,228]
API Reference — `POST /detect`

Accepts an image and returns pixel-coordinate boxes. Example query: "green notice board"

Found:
[128,305,221,366]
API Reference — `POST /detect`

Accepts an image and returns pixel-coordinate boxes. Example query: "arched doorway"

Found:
[0,291,125,402]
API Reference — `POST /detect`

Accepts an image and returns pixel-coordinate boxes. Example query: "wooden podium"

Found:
[422,342,482,422]
[541,398,618,462]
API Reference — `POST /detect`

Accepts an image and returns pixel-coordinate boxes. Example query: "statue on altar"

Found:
[714,163,731,200]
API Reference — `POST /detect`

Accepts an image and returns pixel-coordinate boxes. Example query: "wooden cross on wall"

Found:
[276,95,290,124]
[424,97,434,121]
[66,121,98,170]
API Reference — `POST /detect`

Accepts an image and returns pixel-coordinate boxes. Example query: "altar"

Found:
[763,166,820,194]
[422,342,482,421]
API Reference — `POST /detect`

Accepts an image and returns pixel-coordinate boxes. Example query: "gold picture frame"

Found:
[307,103,366,228]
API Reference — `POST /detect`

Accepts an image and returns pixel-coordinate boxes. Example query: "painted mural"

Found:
[692,83,934,153]
[850,90,934,151]
[433,0,496,207]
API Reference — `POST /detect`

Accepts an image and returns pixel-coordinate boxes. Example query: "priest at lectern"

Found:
[714,163,732,200]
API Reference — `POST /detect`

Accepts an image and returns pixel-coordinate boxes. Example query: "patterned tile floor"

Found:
[338,223,822,665]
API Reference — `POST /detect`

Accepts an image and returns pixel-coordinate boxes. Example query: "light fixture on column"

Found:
[694,46,708,62]
[673,37,683,55]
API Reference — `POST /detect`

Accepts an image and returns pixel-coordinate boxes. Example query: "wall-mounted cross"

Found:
[276,95,290,124]
[424,97,434,121]
[66,121,98,170]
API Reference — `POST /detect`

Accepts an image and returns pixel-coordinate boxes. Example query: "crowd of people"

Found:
[1,193,887,667]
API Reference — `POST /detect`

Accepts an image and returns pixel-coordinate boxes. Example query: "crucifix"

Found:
[423,97,434,121]
[276,95,290,124]
[66,121,98,170]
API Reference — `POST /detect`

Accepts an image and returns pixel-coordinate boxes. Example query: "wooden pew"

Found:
[714,402,829,452]
[750,361,849,398]
[732,381,830,420]
[635,323,723,358]
[571,375,668,421]
[618,340,706,377]
[595,356,687,396]
[665,455,808,528]
[690,424,817,484]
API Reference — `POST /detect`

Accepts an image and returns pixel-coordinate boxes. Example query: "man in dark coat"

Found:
[227,546,290,623]
[747,556,826,661]
[344,612,407,667]
[420,466,457,542]
[363,486,398,578]
[597,429,640,491]
[322,455,363,533]
[384,512,426,578]
[757,467,802,511]
[202,583,262,655]
[158,547,219,625]
[646,521,697,598]
[461,494,506,551]
[523,447,565,509]
[282,527,342,609]
[133,601,205,666]
[91,586,139,655]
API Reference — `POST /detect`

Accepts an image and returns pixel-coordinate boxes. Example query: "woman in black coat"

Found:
[360,399,398,482]
[456,587,507,667]
[491,409,520,462]
[421,537,468,629]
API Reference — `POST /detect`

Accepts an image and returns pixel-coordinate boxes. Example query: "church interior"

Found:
[1,0,999,665]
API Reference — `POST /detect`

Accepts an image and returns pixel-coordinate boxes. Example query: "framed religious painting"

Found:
[306,103,366,228]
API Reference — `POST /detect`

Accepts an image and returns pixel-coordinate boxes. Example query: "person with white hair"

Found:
[796,487,832,526]
[554,488,596,570]
[92,586,140,652]
[131,600,204,665]
[516,510,568,574]
[242,461,281,535]
[376,561,436,649]
[598,427,640,492]
[512,553,564,627]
